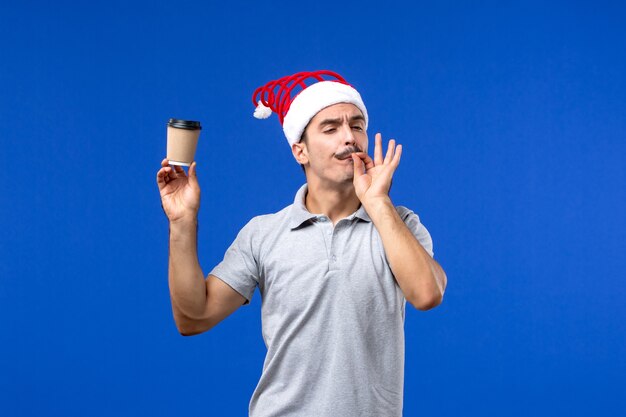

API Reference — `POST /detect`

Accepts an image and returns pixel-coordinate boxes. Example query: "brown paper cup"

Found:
[166,119,202,166]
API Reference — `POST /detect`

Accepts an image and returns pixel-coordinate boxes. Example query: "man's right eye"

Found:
[324,128,336,134]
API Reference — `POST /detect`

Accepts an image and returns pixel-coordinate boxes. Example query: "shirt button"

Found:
[319,216,327,222]
[332,255,337,261]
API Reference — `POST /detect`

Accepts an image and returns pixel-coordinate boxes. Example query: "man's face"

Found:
[292,103,368,185]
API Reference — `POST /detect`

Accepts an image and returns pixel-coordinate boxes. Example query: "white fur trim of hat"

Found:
[282,81,368,146]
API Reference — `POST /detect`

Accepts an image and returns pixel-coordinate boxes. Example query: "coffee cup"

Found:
[166,119,202,166]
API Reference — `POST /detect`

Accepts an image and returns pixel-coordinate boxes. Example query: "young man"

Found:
[156,70,447,417]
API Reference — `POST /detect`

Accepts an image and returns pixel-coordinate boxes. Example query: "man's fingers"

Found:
[388,144,402,175]
[374,133,383,166]
[384,139,396,163]
[157,167,172,189]
[392,144,402,167]
[352,154,365,177]
[157,167,172,180]
[157,168,166,185]
[158,159,178,181]
[165,166,178,179]
[354,152,375,171]
[173,164,186,177]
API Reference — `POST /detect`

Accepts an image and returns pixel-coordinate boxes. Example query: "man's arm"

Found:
[168,218,246,336]
[363,199,446,310]
[157,159,246,336]
[352,134,447,310]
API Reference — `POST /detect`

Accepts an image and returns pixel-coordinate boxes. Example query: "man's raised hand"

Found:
[351,132,402,206]
[156,158,201,223]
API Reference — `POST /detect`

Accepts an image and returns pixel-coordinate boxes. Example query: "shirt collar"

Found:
[353,202,372,223]
[288,183,372,230]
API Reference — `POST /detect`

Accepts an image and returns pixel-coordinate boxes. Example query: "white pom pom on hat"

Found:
[251,70,368,146]
[253,100,272,119]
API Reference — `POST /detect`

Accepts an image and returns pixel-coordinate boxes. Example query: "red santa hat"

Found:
[252,70,368,146]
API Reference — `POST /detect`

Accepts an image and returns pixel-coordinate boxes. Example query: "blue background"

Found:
[1,0,625,415]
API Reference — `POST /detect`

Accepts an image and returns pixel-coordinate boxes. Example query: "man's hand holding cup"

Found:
[156,118,203,224]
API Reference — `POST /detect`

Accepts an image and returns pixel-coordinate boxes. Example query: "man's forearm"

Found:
[365,198,446,310]
[168,217,208,320]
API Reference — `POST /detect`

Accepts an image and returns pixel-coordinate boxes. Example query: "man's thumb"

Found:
[189,162,199,184]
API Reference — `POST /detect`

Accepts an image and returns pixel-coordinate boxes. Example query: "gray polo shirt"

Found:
[210,184,434,417]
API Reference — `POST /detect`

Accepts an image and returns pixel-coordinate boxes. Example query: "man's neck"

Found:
[304,178,361,225]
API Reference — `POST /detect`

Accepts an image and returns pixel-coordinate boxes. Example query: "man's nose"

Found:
[342,124,356,145]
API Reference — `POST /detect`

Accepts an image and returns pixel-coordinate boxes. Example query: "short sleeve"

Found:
[395,206,434,258]
[209,218,260,304]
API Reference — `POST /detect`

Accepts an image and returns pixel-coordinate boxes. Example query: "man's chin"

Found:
[339,171,355,183]
[327,171,354,186]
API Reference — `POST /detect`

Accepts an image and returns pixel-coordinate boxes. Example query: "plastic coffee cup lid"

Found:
[168,119,202,130]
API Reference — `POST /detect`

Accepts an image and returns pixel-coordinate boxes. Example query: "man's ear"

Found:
[292,141,309,165]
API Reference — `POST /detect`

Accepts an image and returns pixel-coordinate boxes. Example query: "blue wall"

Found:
[1,1,624,415]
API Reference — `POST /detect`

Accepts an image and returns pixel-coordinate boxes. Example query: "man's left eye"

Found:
[352,126,363,131]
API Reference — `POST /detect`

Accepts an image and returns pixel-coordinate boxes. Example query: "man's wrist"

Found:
[362,196,393,213]
[363,196,399,227]
[169,216,198,239]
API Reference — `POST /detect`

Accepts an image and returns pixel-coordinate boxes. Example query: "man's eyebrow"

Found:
[318,115,365,128]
